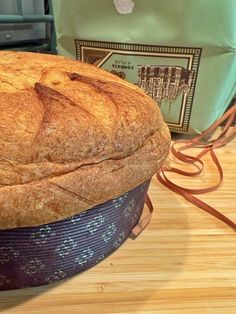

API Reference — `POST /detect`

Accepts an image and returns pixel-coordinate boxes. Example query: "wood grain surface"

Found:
[0,129,235,314]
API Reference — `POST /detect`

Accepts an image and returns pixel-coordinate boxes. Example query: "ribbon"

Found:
[130,194,154,238]
[156,101,236,231]
[131,101,236,238]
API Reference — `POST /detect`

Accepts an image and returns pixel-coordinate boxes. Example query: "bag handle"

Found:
[156,101,236,231]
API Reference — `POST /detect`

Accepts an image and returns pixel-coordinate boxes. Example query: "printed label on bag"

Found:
[75,40,201,133]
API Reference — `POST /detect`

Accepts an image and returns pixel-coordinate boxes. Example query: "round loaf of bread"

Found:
[0,51,170,229]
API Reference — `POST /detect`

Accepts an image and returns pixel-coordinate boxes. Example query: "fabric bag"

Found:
[52,0,236,134]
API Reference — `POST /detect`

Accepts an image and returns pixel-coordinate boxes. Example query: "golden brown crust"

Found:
[0,51,170,229]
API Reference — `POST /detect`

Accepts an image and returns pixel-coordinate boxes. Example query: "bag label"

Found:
[75,40,201,133]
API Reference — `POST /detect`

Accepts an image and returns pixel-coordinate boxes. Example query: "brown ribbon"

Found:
[131,102,236,238]
[130,194,154,239]
[157,101,236,231]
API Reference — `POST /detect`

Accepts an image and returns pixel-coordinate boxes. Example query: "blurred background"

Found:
[0,0,56,53]
[0,0,234,121]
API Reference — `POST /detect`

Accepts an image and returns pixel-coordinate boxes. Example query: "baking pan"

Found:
[0,180,150,290]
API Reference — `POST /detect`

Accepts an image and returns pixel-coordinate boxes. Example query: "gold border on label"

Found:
[75,40,202,133]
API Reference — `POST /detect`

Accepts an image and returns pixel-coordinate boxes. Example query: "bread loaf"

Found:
[0,51,170,229]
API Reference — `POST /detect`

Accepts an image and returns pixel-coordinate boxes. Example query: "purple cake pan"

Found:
[0,180,150,290]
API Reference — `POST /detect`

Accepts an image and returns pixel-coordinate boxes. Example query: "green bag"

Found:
[52,0,236,134]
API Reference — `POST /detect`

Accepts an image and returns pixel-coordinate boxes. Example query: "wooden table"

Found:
[0,132,235,314]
